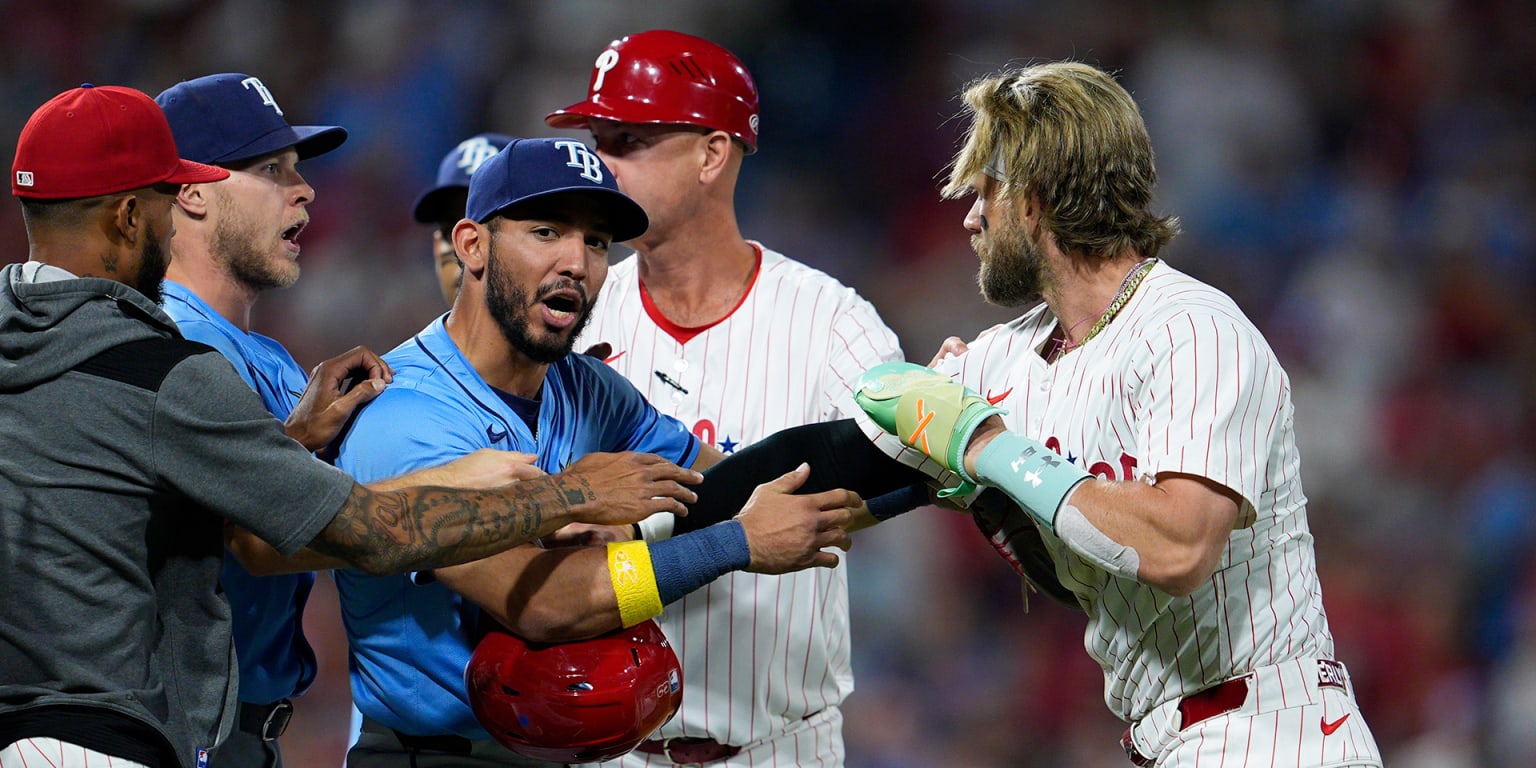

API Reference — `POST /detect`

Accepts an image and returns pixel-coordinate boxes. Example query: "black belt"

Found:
[635,737,742,764]
[237,700,294,742]
[391,730,473,755]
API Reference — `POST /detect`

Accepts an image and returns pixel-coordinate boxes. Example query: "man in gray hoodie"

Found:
[0,84,704,768]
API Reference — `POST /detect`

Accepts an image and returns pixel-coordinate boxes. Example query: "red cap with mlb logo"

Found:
[11,83,228,200]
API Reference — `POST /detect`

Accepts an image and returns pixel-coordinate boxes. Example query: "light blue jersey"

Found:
[333,315,699,738]
[160,280,319,706]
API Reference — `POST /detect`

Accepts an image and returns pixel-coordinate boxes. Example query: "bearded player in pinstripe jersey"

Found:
[852,61,1383,767]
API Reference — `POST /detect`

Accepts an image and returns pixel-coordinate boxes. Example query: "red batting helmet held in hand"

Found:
[546,29,760,153]
[465,621,683,763]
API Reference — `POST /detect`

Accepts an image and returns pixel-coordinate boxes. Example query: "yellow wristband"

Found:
[607,540,663,627]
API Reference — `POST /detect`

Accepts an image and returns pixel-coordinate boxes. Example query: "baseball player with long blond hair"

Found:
[852,61,1384,767]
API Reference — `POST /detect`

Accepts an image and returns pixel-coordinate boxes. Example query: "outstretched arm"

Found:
[672,419,933,535]
[435,463,857,642]
[305,451,701,576]
[228,449,548,575]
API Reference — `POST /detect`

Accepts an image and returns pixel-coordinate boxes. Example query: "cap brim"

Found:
[412,185,467,224]
[479,186,648,243]
[292,125,348,160]
[217,125,348,164]
[596,188,649,242]
[166,158,230,185]
[545,103,601,129]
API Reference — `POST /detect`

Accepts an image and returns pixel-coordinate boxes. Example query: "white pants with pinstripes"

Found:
[1124,658,1382,767]
[1,738,152,768]
[596,706,845,768]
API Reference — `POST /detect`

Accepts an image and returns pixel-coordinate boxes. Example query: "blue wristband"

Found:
[651,520,751,605]
[866,482,929,521]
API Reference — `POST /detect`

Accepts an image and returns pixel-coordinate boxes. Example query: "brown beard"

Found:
[975,212,1046,307]
[212,188,299,291]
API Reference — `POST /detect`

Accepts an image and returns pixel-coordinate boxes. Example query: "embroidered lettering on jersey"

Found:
[1317,660,1347,691]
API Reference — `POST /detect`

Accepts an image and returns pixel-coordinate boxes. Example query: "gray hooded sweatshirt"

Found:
[0,263,354,766]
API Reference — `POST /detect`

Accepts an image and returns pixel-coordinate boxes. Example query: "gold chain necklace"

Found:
[1049,258,1157,360]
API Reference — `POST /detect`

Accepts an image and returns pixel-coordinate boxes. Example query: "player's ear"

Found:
[107,192,142,247]
[698,130,734,184]
[454,218,489,278]
[174,183,209,218]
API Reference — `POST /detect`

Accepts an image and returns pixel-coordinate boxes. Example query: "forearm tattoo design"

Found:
[312,475,599,574]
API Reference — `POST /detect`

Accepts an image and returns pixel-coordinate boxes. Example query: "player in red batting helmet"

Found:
[546,29,760,153]
[465,620,683,763]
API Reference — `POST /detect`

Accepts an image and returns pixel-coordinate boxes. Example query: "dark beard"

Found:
[976,216,1046,307]
[137,234,168,305]
[484,242,592,364]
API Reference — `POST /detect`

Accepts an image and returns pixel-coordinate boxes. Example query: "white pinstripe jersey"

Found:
[933,262,1337,723]
[578,243,903,760]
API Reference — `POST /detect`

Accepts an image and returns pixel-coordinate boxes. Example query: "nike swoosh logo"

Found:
[604,351,626,364]
[1320,714,1350,735]
[486,424,508,442]
[985,387,1013,405]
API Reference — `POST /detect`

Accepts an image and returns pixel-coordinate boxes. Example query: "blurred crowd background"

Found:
[4,0,1534,766]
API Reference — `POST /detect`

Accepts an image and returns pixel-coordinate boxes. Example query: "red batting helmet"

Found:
[546,29,760,153]
[465,621,683,763]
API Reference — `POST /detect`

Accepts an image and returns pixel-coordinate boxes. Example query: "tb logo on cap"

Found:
[240,76,283,116]
[555,140,603,183]
[455,137,501,177]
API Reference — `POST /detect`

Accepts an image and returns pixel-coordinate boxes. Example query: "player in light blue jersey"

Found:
[334,138,877,767]
[156,73,375,768]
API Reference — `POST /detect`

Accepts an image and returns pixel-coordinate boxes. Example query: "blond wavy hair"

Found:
[942,61,1180,260]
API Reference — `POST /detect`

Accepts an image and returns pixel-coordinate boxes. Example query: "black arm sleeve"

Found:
[674,418,931,535]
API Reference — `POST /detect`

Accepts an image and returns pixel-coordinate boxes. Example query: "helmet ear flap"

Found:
[466,620,682,763]
[545,29,761,154]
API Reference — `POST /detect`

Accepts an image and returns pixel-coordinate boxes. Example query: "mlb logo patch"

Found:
[196,747,211,767]
[15,171,34,187]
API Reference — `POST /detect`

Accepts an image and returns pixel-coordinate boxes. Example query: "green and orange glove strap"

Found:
[854,361,1007,499]
[854,361,1095,530]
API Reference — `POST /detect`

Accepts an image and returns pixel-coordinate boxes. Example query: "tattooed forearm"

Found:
[311,475,593,575]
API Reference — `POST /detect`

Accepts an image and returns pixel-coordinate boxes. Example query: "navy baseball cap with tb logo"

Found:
[413,133,515,224]
[155,73,347,165]
[465,137,648,242]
